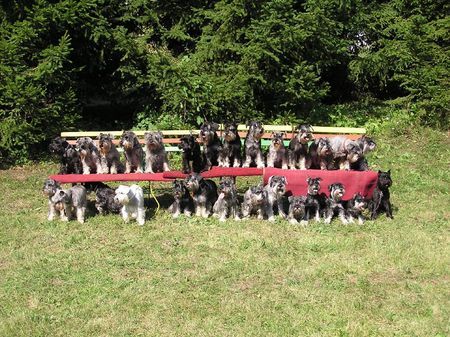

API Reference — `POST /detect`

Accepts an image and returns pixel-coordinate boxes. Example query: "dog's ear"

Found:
[378,170,382,174]
[282,176,287,185]
[133,135,140,147]
[210,123,219,132]
[267,175,274,186]
[328,184,334,192]
[317,177,322,182]
[288,196,293,203]
[387,169,391,175]
[306,177,311,184]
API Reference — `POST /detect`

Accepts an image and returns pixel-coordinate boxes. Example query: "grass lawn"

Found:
[0,129,449,337]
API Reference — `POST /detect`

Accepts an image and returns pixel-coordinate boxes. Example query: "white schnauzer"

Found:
[114,185,146,225]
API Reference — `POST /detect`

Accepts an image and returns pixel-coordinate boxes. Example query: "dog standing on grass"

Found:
[114,185,146,225]
[144,131,170,173]
[50,185,88,224]
[43,178,62,221]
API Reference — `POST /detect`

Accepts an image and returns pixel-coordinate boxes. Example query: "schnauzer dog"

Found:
[120,131,144,173]
[95,185,122,215]
[241,184,269,220]
[304,177,324,223]
[329,136,362,170]
[213,176,240,221]
[184,173,218,218]
[76,137,102,174]
[351,135,376,171]
[370,170,393,219]
[324,183,348,224]
[43,178,61,221]
[49,136,82,174]
[287,196,308,226]
[308,137,334,170]
[178,135,202,174]
[114,185,146,225]
[242,121,265,168]
[345,193,367,225]
[168,179,194,218]
[218,122,242,168]
[289,124,314,170]
[144,131,170,173]
[50,184,88,223]
[264,175,288,221]
[97,133,123,174]
[266,132,289,169]
[199,122,222,171]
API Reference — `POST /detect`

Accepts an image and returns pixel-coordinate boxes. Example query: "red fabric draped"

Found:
[49,173,170,183]
[162,167,264,179]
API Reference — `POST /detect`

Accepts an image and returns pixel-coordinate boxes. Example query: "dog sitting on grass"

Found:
[370,170,393,219]
[213,177,240,221]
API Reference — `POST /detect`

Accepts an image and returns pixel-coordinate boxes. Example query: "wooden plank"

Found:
[61,130,200,138]
[236,125,365,134]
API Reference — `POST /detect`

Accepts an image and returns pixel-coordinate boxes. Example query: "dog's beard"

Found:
[331,189,344,201]
[122,140,133,150]
[224,133,236,142]
[272,142,281,149]
[99,142,111,155]
[308,186,319,195]
[353,201,366,211]
[115,194,130,205]
[347,153,360,163]
[185,181,199,193]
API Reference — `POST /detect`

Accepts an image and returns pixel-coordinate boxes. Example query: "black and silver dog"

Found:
[266,132,289,169]
[308,137,334,170]
[76,137,102,174]
[351,135,376,171]
[289,124,314,170]
[305,177,324,223]
[184,173,218,218]
[345,193,367,225]
[43,178,62,221]
[178,135,202,174]
[119,131,144,173]
[324,183,348,224]
[264,175,288,221]
[144,131,170,173]
[370,170,393,219]
[213,176,240,221]
[241,184,269,220]
[168,179,194,218]
[95,184,122,215]
[49,136,82,174]
[242,121,265,168]
[287,196,307,226]
[199,122,222,171]
[97,133,123,174]
[50,185,88,224]
[218,122,242,168]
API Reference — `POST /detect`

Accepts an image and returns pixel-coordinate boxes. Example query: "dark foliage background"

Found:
[0,0,448,162]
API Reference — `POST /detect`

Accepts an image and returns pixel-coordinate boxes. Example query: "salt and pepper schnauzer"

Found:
[213,177,240,221]
[76,137,102,174]
[242,121,265,168]
[308,137,334,170]
[305,177,324,223]
[351,135,376,171]
[114,185,146,225]
[168,179,194,218]
[289,124,314,170]
[264,175,288,221]
[184,173,218,218]
[95,184,122,215]
[266,132,288,169]
[49,136,82,174]
[329,136,362,170]
[97,133,123,174]
[120,131,144,173]
[241,184,269,220]
[43,178,62,221]
[50,185,87,224]
[370,170,393,219]
[345,193,367,225]
[178,135,202,174]
[199,122,222,171]
[287,196,308,226]
[324,183,348,224]
[218,122,242,168]
[144,131,170,173]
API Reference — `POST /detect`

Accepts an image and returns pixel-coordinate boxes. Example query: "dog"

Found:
[43,178,61,221]
[144,131,170,173]
[369,170,393,219]
[95,185,122,215]
[119,131,144,173]
[308,137,334,170]
[168,179,194,218]
[287,196,308,226]
[264,175,288,221]
[351,135,376,171]
[218,122,242,168]
[266,132,289,169]
[242,121,265,168]
[184,173,218,218]
[97,133,123,174]
[199,122,222,171]
[75,137,102,174]
[241,184,269,220]
[49,136,82,174]
[178,135,202,174]
[114,185,146,225]
[305,177,324,223]
[213,176,240,221]
[289,124,314,170]
[324,183,348,224]
[329,136,362,170]
[50,185,87,223]
[345,193,367,224]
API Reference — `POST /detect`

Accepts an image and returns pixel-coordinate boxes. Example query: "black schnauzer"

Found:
[184,173,218,217]
[242,121,265,168]
[324,183,348,224]
[168,179,194,218]
[289,124,314,170]
[199,122,222,171]
[218,122,242,168]
[95,184,122,215]
[178,135,203,174]
[49,136,82,174]
[370,170,393,219]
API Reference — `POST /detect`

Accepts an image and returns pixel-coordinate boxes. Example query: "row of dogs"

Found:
[49,123,376,175]
[42,170,393,225]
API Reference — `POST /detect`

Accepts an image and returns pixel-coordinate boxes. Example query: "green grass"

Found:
[0,129,449,337]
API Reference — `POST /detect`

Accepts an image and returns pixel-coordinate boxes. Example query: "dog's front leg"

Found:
[242,155,252,168]
[323,209,332,224]
[163,157,170,172]
[256,152,265,168]
[314,208,321,222]
[81,159,90,175]
[121,207,130,223]
[110,160,118,174]
[299,156,306,170]
[277,199,287,219]
[338,209,348,225]
[100,157,109,174]
[137,207,145,225]
[48,201,56,221]
[62,204,71,221]
[76,206,86,224]
[125,161,132,174]
[384,199,394,219]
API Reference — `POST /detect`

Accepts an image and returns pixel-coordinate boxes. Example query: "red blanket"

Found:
[263,168,378,200]
[162,167,264,179]
[49,172,171,183]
